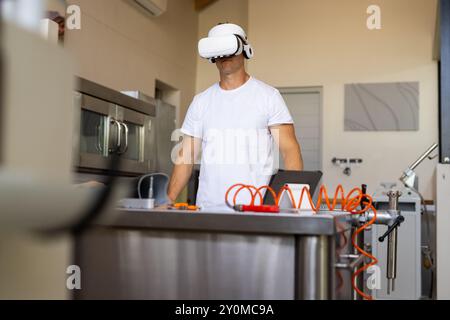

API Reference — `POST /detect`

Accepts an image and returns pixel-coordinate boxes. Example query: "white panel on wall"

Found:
[345,82,419,131]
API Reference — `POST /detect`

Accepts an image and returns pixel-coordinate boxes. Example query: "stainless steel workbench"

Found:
[74,209,353,300]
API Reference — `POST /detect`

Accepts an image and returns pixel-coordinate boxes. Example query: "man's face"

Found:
[215,54,245,75]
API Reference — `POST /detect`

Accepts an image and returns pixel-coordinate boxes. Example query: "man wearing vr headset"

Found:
[168,23,303,211]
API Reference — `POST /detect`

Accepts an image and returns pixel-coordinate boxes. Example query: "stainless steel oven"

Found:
[75,78,156,175]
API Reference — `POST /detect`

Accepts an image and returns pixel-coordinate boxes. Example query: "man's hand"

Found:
[270,124,304,170]
[167,135,202,202]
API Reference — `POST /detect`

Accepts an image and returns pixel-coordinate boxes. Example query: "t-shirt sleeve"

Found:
[180,95,203,139]
[267,90,294,126]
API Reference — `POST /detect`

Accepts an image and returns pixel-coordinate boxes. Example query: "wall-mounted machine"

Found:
[122,90,177,176]
[128,0,167,17]
[75,78,157,176]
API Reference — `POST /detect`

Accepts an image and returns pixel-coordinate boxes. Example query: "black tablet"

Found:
[263,170,323,205]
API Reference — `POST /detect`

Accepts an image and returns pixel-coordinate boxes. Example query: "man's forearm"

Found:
[167,135,201,203]
[284,156,303,170]
[283,143,304,171]
[270,124,304,171]
[167,163,194,202]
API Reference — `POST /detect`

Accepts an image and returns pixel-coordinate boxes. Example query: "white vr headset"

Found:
[198,23,254,63]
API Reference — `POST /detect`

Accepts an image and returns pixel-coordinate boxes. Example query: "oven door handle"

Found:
[117,122,129,155]
[96,124,104,154]
[109,119,121,154]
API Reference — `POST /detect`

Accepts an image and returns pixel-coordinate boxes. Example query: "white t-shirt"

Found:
[181,76,293,211]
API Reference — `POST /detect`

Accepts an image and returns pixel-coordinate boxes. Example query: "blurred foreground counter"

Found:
[75,209,353,300]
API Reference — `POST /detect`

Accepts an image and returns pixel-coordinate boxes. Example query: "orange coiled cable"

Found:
[225,183,264,209]
[225,183,378,300]
[349,196,378,300]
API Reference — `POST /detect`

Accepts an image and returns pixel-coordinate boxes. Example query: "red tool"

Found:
[233,204,280,213]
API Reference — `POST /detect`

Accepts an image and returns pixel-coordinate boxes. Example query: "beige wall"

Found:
[244,0,438,198]
[196,0,248,92]
[65,0,199,117]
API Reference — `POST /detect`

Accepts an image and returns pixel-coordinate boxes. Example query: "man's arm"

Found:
[270,124,304,170]
[167,135,202,203]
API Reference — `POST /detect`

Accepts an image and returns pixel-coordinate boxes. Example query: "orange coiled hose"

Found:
[225,183,378,300]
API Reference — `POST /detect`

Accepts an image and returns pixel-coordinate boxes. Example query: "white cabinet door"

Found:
[280,88,322,171]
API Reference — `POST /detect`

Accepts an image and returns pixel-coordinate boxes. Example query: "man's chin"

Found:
[220,70,235,76]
